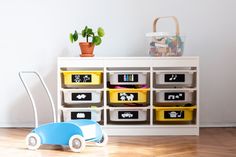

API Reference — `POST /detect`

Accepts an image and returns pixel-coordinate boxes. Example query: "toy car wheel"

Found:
[69,135,86,153]
[26,133,41,150]
[96,131,108,147]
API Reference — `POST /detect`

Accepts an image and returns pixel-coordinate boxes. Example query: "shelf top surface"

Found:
[58,56,199,60]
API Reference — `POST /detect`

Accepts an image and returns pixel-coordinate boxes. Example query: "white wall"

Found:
[0,0,236,127]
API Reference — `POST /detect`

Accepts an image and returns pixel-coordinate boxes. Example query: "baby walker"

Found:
[19,71,108,152]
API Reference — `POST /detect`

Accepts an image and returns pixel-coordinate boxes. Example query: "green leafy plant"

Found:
[70,26,105,46]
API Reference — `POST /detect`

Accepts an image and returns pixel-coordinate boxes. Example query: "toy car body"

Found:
[26,119,108,152]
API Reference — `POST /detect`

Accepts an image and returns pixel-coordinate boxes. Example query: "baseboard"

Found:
[0,122,47,128]
[200,122,236,128]
[0,122,236,128]
[0,123,33,128]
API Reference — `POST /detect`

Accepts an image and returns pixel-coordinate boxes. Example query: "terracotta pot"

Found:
[79,42,95,57]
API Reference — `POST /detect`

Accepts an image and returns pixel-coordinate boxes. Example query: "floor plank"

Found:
[0,128,236,157]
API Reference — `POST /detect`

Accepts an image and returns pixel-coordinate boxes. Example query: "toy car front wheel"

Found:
[26,133,41,150]
[96,131,108,147]
[69,135,86,153]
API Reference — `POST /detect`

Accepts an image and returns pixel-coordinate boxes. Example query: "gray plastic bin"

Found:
[156,90,193,103]
[63,108,101,122]
[155,71,194,87]
[109,108,147,122]
[109,72,147,85]
[63,90,101,104]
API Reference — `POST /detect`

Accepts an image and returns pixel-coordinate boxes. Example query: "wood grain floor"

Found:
[0,128,236,157]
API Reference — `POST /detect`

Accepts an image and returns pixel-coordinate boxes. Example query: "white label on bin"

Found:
[118,111,139,119]
[77,113,85,118]
[71,74,92,83]
[80,124,96,140]
[164,74,185,82]
[72,93,92,101]
[164,111,184,119]
[118,93,138,101]
[71,112,91,120]
[164,92,185,101]
[118,74,138,82]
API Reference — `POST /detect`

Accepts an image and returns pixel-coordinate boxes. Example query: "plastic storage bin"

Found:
[62,71,102,86]
[109,108,147,121]
[108,88,149,103]
[109,72,147,85]
[63,108,102,122]
[156,90,193,103]
[63,90,101,104]
[155,106,196,121]
[155,71,193,87]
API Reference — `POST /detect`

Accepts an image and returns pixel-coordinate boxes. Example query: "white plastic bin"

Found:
[109,109,147,122]
[155,71,194,87]
[109,72,147,85]
[63,90,101,104]
[63,108,102,122]
[156,90,193,103]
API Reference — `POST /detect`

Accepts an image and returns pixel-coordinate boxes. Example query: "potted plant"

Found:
[70,26,105,57]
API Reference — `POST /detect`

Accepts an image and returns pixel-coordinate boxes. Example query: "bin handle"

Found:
[153,16,180,36]
[18,71,56,128]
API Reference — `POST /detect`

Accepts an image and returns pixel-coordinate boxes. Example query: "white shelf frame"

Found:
[57,57,199,135]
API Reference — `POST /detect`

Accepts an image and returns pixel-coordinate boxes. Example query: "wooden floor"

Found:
[0,128,236,157]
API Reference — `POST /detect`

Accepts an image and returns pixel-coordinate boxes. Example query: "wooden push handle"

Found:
[153,16,180,35]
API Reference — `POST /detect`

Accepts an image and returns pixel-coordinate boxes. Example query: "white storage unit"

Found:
[63,108,102,122]
[63,89,102,104]
[109,72,147,85]
[109,108,147,122]
[58,57,199,135]
[155,90,194,103]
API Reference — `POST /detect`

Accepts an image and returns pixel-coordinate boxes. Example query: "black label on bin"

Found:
[164,74,185,82]
[164,111,184,119]
[72,93,92,101]
[118,111,139,119]
[118,74,138,82]
[71,112,91,120]
[164,92,185,101]
[71,74,92,83]
[118,92,138,101]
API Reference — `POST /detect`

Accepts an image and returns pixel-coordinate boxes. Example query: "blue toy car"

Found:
[26,120,108,152]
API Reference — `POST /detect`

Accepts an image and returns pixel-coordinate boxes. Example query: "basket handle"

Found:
[153,16,180,36]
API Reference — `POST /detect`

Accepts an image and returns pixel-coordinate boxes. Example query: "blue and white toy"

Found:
[26,120,108,152]
[19,71,108,152]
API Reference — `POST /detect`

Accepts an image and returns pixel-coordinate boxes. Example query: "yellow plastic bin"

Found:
[155,106,196,121]
[62,71,102,86]
[108,88,149,103]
